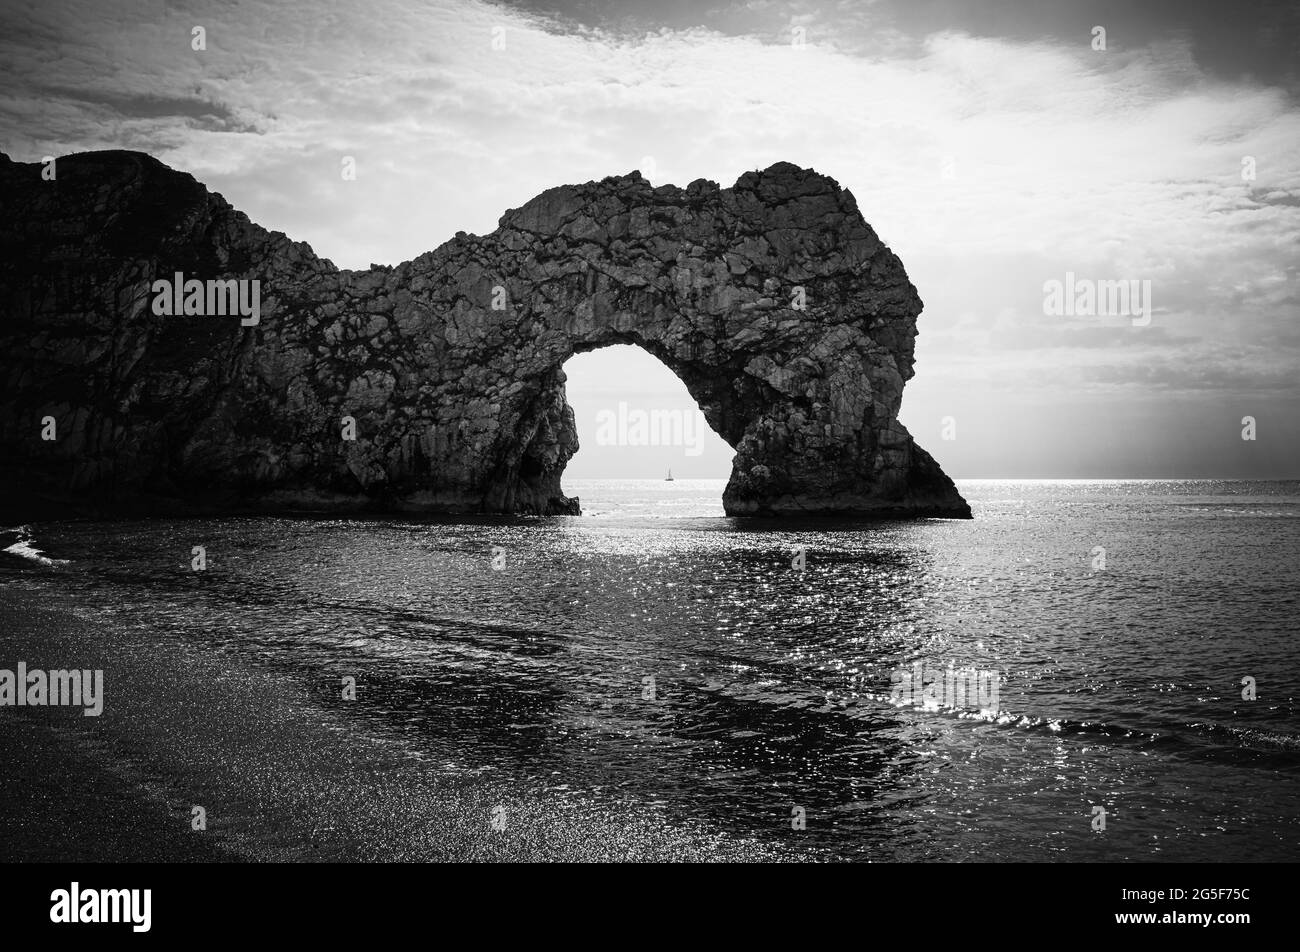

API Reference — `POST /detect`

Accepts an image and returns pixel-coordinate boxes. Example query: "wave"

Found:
[822,684,1300,762]
[1171,502,1300,517]
[891,698,1300,761]
[1,526,70,567]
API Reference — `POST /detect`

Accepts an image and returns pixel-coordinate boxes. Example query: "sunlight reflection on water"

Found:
[3,479,1298,860]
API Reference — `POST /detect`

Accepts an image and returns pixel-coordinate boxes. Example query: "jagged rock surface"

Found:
[0,150,970,518]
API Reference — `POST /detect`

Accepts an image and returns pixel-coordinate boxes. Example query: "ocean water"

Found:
[2,478,1298,861]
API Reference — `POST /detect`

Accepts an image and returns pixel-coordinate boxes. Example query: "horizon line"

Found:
[562,474,1300,482]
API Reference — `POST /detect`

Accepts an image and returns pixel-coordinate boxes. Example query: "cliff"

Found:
[0,150,970,518]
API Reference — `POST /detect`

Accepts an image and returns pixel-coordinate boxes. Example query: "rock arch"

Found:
[0,151,970,519]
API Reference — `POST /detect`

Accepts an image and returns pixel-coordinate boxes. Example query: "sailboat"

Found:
[665,467,674,482]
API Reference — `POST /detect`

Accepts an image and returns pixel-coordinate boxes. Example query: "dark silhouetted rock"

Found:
[0,151,970,519]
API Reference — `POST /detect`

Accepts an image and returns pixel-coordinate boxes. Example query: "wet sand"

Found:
[0,587,803,862]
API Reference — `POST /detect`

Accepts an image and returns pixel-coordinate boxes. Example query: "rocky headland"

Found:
[0,151,970,519]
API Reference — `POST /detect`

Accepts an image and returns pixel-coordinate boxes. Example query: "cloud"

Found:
[1,0,1297,474]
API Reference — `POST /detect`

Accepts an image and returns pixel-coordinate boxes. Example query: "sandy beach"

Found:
[0,583,801,862]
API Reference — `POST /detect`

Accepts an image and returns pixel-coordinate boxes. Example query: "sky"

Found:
[2,0,1297,478]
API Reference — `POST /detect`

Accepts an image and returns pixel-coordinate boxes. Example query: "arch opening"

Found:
[559,344,735,514]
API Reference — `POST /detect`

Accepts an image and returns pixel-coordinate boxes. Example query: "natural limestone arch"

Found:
[0,151,969,519]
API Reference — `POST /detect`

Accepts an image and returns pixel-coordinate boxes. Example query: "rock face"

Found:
[0,150,969,519]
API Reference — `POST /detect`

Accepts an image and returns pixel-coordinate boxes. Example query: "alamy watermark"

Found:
[890,661,1000,714]
[50,883,150,932]
[1043,271,1151,326]
[0,663,103,716]
[594,402,706,456]
[150,272,261,326]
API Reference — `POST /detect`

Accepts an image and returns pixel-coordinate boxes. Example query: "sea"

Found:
[1,478,1297,861]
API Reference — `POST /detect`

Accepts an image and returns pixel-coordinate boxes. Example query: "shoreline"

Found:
[0,587,804,863]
